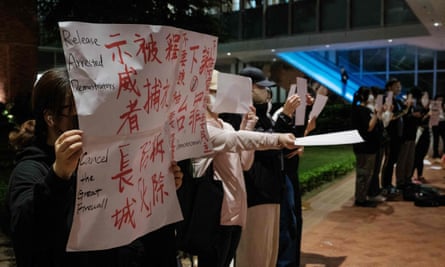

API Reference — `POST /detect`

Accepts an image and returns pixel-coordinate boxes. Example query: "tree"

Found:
[38,0,232,46]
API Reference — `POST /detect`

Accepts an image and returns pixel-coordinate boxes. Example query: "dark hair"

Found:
[409,86,423,100]
[385,78,399,90]
[9,120,35,151]
[352,86,371,106]
[370,86,383,96]
[9,67,72,149]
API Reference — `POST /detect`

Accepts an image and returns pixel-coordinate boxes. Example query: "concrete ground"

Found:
[301,158,445,267]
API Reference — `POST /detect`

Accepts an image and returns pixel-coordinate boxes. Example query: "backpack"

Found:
[413,185,443,207]
[175,159,223,255]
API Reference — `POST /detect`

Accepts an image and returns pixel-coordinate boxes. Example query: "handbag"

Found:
[176,161,223,254]
[414,186,442,207]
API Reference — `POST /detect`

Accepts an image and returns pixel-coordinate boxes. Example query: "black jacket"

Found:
[351,105,382,154]
[243,103,293,207]
[7,142,126,267]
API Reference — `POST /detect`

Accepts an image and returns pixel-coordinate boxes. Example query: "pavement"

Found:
[300,158,445,267]
[0,159,444,267]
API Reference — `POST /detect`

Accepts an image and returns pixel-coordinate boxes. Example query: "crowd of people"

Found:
[5,65,444,267]
[351,78,443,207]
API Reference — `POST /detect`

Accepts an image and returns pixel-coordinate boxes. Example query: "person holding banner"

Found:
[6,68,184,267]
[191,70,299,267]
[351,86,383,207]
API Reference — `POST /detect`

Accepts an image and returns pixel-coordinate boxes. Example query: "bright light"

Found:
[388,39,393,43]
[433,22,442,27]
[226,52,231,56]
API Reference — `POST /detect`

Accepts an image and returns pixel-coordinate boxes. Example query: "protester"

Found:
[351,86,383,207]
[268,62,317,267]
[395,87,421,190]
[380,78,407,198]
[410,88,431,184]
[6,68,184,267]
[191,70,299,267]
[366,86,387,203]
[431,94,445,161]
[236,66,301,267]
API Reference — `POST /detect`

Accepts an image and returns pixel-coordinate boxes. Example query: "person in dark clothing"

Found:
[351,87,383,207]
[6,68,183,267]
[236,66,301,267]
[340,66,349,85]
[380,78,408,197]
[411,89,431,184]
[395,87,422,189]
[366,87,386,203]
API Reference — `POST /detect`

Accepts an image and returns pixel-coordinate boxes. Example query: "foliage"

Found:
[37,0,232,46]
[299,159,355,195]
[298,145,355,195]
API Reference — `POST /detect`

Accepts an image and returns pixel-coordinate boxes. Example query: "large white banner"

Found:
[59,21,217,251]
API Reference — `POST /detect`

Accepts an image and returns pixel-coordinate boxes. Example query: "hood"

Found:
[14,143,54,167]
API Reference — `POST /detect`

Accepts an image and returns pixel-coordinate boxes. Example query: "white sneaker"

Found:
[368,195,386,203]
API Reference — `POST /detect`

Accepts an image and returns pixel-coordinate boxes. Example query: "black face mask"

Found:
[254,102,269,116]
[253,102,273,130]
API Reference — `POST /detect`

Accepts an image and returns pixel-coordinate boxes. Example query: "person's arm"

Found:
[239,106,258,170]
[208,124,296,153]
[8,158,73,251]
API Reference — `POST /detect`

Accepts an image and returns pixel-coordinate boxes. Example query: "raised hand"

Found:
[52,129,83,180]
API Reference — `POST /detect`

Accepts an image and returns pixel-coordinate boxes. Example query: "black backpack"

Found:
[414,185,444,207]
[175,159,223,255]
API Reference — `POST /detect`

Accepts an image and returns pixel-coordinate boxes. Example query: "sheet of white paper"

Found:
[430,100,442,126]
[59,21,217,251]
[385,91,393,106]
[294,130,364,146]
[295,77,307,126]
[309,94,328,119]
[288,84,296,96]
[212,72,252,114]
[375,94,383,111]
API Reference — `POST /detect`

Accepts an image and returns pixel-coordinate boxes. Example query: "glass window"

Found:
[391,73,415,94]
[417,72,434,93]
[363,74,387,89]
[436,72,445,97]
[320,0,347,31]
[242,7,263,39]
[390,46,415,71]
[292,0,316,34]
[437,52,445,70]
[221,11,241,41]
[418,48,434,70]
[266,3,289,37]
[364,48,387,72]
[351,0,381,29]
[338,50,360,68]
[384,0,419,26]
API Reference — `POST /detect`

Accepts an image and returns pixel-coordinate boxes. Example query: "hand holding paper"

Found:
[294,130,364,146]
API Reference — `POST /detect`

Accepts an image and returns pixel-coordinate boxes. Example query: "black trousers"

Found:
[432,121,445,158]
[197,225,242,267]
[381,137,402,188]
